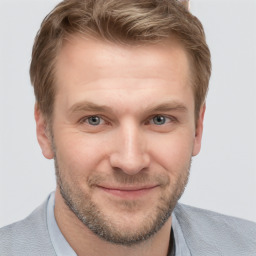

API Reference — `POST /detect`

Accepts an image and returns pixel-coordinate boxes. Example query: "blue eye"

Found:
[152,115,167,125]
[87,116,101,126]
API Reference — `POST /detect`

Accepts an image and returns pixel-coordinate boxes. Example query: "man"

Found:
[0,0,255,255]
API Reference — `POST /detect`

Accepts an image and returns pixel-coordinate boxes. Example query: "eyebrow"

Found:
[68,100,188,115]
[146,102,188,113]
[68,101,113,114]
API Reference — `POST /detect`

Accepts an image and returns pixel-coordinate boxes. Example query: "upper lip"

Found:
[96,185,159,191]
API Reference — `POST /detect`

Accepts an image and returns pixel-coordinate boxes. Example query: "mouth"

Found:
[96,185,159,200]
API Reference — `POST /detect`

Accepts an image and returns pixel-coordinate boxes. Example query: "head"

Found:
[32,0,211,247]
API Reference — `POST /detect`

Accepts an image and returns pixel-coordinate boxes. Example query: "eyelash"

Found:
[79,115,177,126]
[79,115,109,126]
[147,115,177,125]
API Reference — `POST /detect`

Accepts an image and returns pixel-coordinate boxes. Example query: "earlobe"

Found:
[34,104,54,159]
[192,104,206,156]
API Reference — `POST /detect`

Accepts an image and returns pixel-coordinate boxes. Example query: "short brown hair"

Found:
[30,0,211,120]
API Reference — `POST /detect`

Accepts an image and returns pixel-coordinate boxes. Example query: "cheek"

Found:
[54,131,107,176]
[148,131,194,171]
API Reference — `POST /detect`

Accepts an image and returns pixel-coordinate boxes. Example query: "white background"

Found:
[0,0,255,228]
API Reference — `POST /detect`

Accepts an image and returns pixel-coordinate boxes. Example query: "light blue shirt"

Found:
[47,192,77,256]
[46,192,190,256]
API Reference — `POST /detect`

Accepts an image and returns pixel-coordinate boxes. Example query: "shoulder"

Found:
[173,203,256,255]
[0,196,56,256]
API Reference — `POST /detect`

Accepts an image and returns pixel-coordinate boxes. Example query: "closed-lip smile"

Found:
[96,185,159,199]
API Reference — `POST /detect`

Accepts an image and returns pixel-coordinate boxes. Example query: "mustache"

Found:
[87,171,170,188]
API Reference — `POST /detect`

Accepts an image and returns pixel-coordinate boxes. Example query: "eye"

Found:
[86,116,103,126]
[149,115,173,125]
[78,115,111,132]
[152,115,166,125]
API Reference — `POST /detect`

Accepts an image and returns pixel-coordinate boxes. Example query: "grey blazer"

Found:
[0,196,256,255]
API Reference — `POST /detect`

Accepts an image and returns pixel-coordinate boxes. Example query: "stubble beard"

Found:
[54,156,190,246]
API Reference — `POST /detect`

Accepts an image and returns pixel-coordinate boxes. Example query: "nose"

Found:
[109,123,150,175]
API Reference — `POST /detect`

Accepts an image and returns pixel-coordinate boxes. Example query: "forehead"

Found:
[54,35,193,113]
[56,35,190,82]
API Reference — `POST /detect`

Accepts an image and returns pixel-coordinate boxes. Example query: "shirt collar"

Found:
[47,192,77,256]
[171,211,191,256]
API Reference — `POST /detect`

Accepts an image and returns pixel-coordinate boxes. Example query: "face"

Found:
[35,36,204,245]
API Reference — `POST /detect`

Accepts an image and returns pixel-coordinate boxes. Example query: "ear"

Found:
[192,104,206,156]
[34,104,54,159]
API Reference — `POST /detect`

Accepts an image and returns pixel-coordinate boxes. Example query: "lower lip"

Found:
[98,186,158,200]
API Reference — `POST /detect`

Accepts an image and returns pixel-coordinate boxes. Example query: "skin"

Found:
[35,36,205,256]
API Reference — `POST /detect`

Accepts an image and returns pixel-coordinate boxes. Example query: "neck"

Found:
[54,190,172,256]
